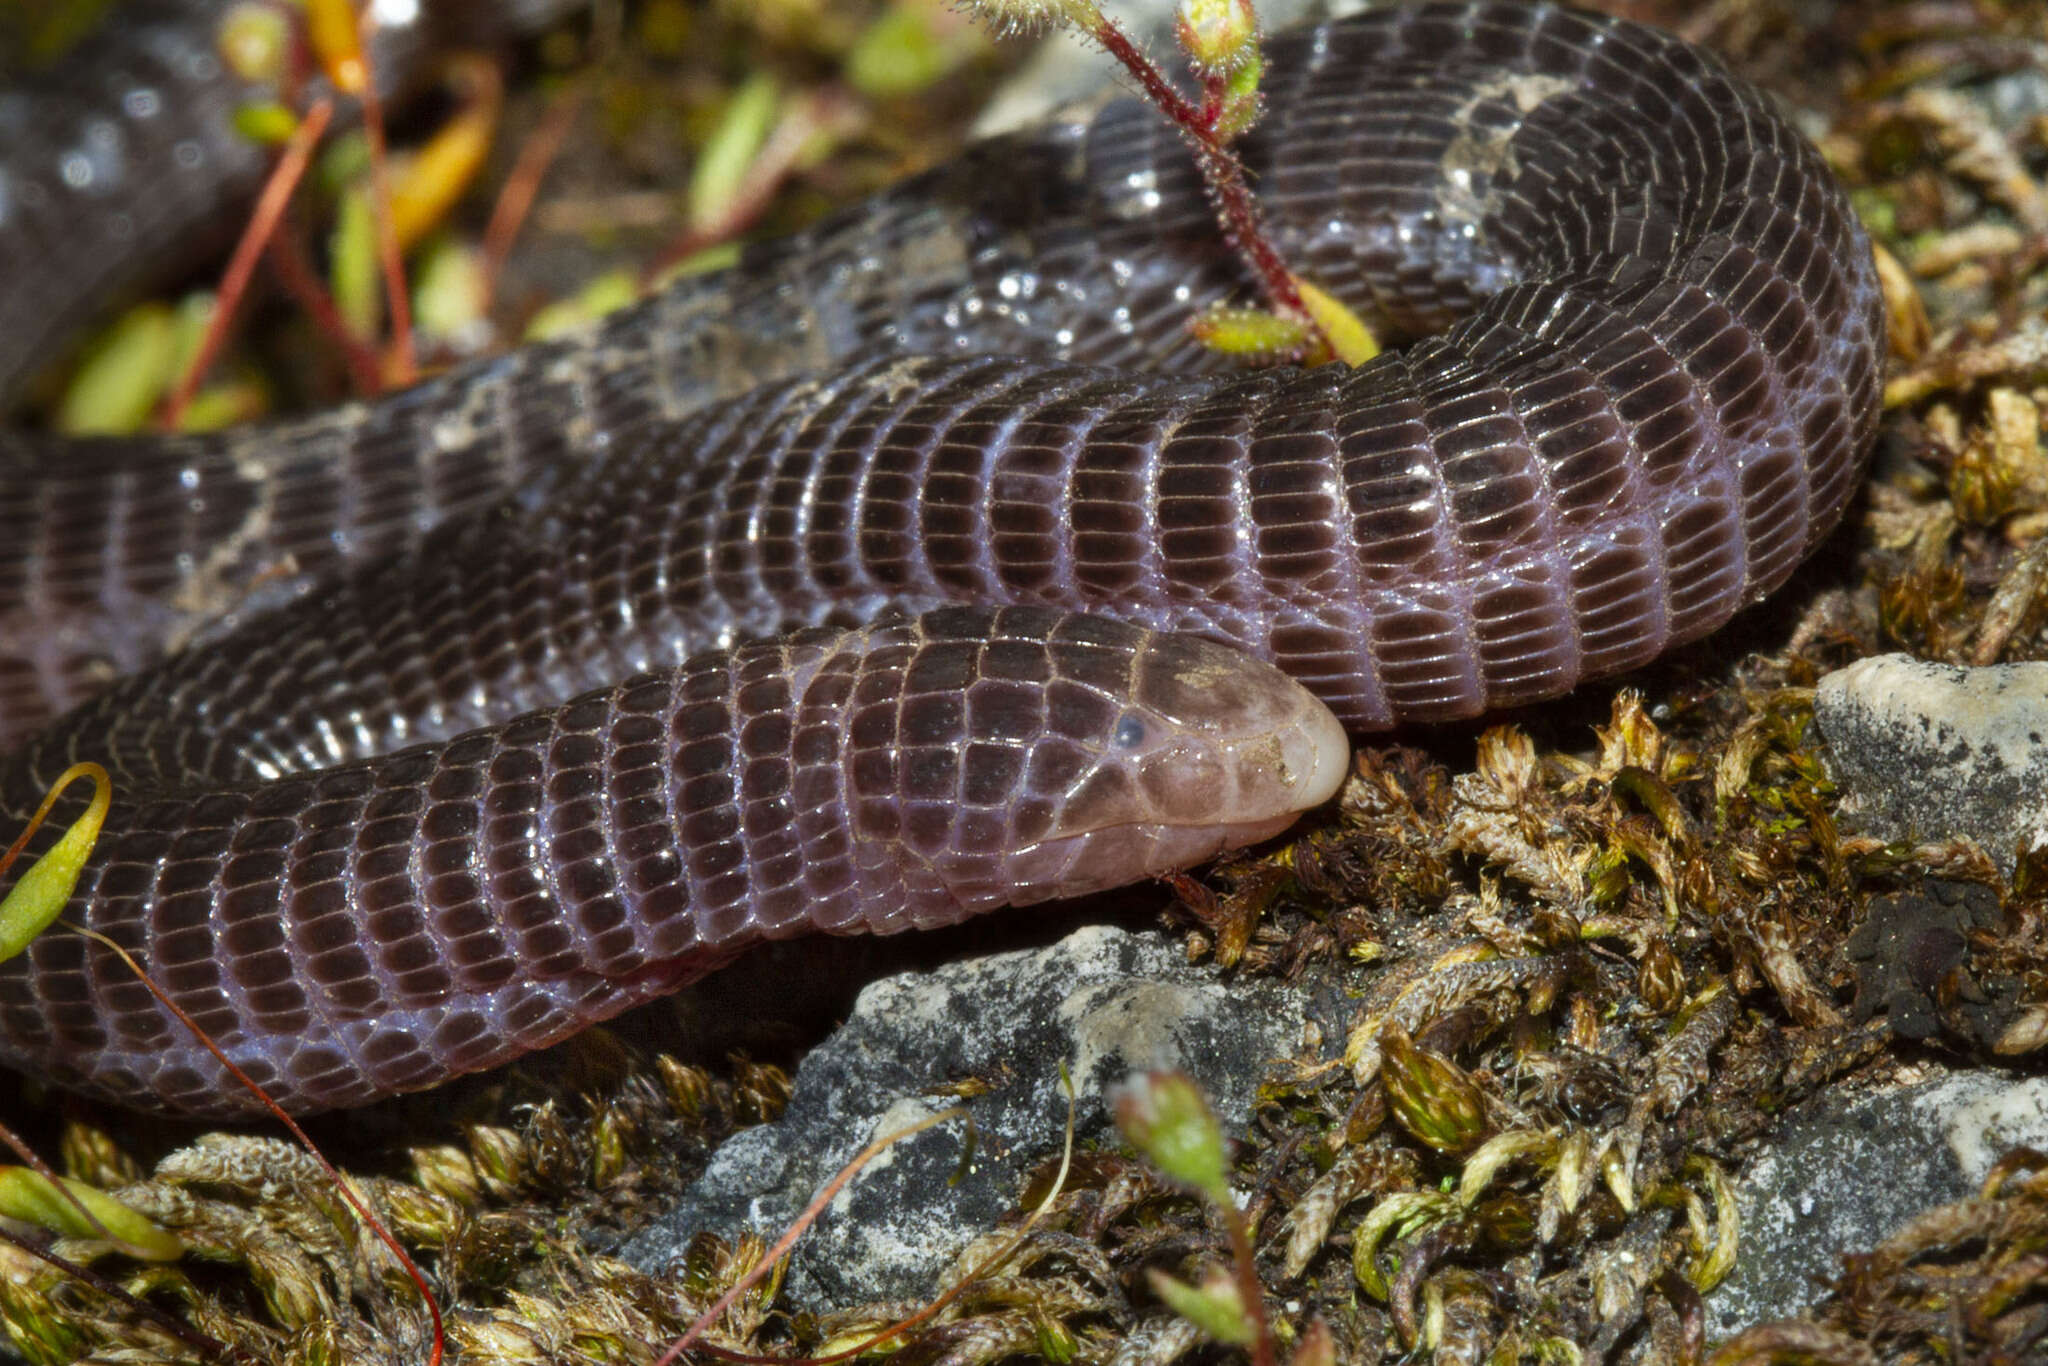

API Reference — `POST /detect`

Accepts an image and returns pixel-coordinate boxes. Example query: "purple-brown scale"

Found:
[0,2,1883,1113]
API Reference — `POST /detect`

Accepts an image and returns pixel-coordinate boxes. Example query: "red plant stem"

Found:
[0,1223,257,1366]
[0,763,97,880]
[686,1083,1084,1366]
[1087,19,1312,328]
[161,98,335,428]
[352,15,415,386]
[0,1118,132,1257]
[651,1106,967,1366]
[1199,70,1227,128]
[265,224,385,395]
[481,79,588,318]
[1223,1205,1279,1366]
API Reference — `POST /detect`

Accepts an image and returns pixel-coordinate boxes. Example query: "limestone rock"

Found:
[1708,1069,2048,1339]
[1814,654,2048,874]
[618,925,1311,1309]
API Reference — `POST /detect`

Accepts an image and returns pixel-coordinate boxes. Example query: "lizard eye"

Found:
[1113,715,1147,749]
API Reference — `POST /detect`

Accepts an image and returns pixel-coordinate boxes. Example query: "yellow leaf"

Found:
[1293,275,1379,365]
[385,60,502,251]
[306,0,367,95]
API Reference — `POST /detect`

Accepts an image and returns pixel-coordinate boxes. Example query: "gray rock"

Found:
[618,925,1310,1309]
[1708,1069,2048,1340]
[1813,654,2048,874]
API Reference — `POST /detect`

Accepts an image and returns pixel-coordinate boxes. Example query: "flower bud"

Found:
[217,1,289,84]
[1176,0,1258,75]
[1113,1070,1231,1205]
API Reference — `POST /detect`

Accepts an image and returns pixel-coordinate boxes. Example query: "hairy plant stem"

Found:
[1222,1204,1281,1366]
[1085,19,1324,352]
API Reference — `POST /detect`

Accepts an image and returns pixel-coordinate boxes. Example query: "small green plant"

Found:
[958,0,1375,366]
[1115,1069,1338,1366]
[0,762,109,964]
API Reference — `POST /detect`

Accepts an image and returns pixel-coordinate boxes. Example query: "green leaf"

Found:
[848,7,961,99]
[330,187,381,340]
[1188,304,1313,360]
[689,74,780,235]
[1146,1268,1256,1346]
[234,100,301,146]
[0,1168,181,1261]
[54,304,177,435]
[521,268,641,342]
[413,236,487,345]
[0,764,111,963]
